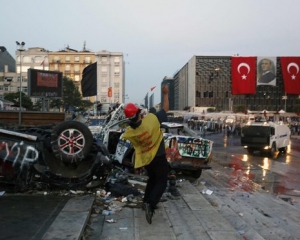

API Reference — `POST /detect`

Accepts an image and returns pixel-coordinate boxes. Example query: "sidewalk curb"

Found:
[42,195,94,240]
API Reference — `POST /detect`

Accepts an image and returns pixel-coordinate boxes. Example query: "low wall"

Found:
[0,111,72,126]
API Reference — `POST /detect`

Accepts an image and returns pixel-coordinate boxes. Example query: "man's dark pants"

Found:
[144,155,169,208]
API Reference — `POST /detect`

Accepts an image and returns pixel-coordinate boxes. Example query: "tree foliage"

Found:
[4,76,93,113]
[50,77,93,112]
[4,91,33,110]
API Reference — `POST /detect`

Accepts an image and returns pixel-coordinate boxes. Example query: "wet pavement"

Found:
[1,133,300,240]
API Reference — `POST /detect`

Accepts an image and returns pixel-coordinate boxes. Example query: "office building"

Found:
[162,56,300,112]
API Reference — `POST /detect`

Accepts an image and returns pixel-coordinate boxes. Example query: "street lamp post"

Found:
[16,41,25,125]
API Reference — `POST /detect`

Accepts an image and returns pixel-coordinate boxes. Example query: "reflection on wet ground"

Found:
[206,132,300,198]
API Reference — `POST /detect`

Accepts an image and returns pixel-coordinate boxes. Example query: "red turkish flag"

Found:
[108,87,112,97]
[231,57,256,94]
[280,57,300,94]
[150,86,156,91]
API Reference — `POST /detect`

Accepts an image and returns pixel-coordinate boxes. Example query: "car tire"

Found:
[190,169,202,179]
[51,120,93,163]
[269,143,276,157]
[279,146,287,153]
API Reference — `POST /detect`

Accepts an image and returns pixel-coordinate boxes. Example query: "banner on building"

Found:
[280,57,300,94]
[257,57,277,86]
[231,57,256,94]
[108,87,112,97]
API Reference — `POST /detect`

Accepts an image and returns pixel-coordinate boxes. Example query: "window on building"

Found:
[24,56,31,63]
[65,56,70,62]
[4,87,8,91]
[74,56,80,62]
[23,87,27,93]
[75,75,80,81]
[102,77,107,83]
[0,86,3,91]
[114,82,119,88]
[114,56,120,64]
[34,56,43,63]
[114,67,120,75]
[84,57,91,63]
[54,64,58,70]
[54,56,60,63]
[74,65,80,72]
[65,65,70,71]
[101,66,107,72]
[102,56,107,62]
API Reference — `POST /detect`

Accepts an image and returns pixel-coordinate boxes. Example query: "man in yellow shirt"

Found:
[122,85,169,224]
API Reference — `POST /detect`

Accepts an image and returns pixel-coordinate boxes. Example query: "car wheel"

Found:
[279,146,287,153]
[269,143,276,157]
[190,169,202,179]
[51,120,93,163]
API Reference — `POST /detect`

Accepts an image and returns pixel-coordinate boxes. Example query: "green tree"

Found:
[4,91,33,110]
[50,76,93,112]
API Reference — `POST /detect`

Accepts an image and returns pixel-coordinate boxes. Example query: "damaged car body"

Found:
[99,104,213,179]
[0,104,213,190]
[0,122,111,191]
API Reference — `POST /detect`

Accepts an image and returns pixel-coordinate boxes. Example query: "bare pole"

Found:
[16,41,25,125]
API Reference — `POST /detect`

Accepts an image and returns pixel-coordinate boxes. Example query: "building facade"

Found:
[161,76,175,110]
[163,56,300,112]
[0,47,16,101]
[0,45,125,108]
[95,50,125,104]
[48,46,96,97]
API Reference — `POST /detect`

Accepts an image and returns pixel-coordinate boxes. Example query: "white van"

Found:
[241,120,290,157]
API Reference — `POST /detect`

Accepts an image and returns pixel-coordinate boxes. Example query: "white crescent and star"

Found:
[287,62,299,80]
[237,63,250,80]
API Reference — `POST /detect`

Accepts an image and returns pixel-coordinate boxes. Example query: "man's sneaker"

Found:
[144,203,154,224]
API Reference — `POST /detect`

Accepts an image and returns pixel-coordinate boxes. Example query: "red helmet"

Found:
[124,103,139,119]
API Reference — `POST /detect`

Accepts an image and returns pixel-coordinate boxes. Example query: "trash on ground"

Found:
[202,189,213,195]
[106,219,116,223]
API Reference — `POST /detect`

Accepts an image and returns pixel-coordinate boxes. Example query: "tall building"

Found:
[0,46,16,100]
[1,45,125,108]
[161,76,175,110]
[164,56,300,112]
[0,46,46,101]
[48,46,96,99]
[95,50,125,104]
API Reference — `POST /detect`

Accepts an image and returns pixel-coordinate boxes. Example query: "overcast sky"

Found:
[2,0,300,105]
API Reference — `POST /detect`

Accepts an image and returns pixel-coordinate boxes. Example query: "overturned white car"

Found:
[98,104,214,178]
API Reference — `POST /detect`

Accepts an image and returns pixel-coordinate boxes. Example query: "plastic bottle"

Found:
[102,210,112,216]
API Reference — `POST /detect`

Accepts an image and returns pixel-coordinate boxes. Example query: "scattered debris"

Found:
[202,189,213,195]
[106,219,116,223]
[280,197,295,205]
